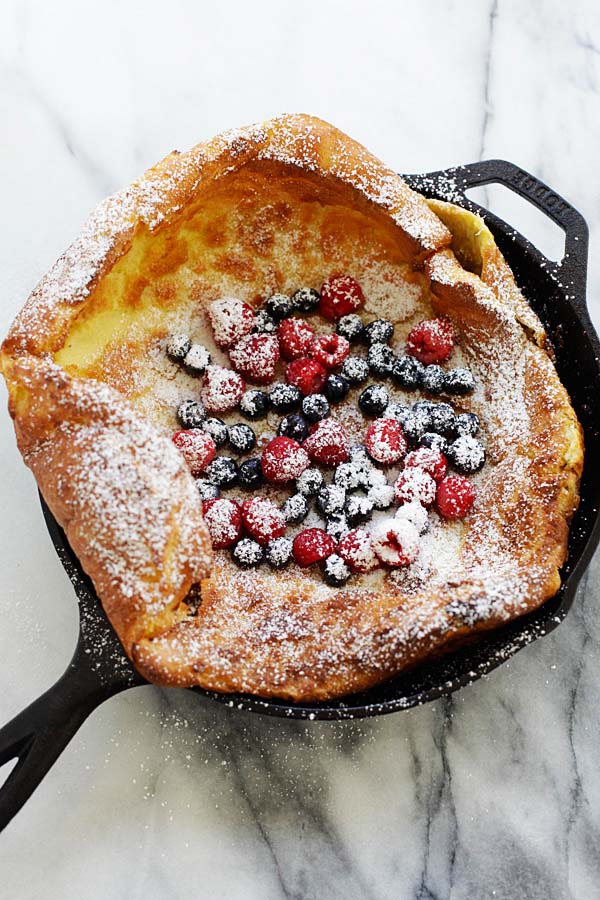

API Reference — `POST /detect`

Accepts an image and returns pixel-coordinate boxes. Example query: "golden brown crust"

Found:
[0,114,583,701]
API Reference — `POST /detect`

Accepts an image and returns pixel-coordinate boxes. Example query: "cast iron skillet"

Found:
[0,160,598,832]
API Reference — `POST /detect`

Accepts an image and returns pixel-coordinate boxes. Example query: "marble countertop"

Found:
[1,1,600,897]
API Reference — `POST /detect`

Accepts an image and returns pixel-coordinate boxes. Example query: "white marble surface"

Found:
[1,1,600,897]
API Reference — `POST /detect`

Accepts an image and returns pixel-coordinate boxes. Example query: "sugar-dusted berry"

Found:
[208,297,255,348]
[310,333,350,369]
[202,498,242,549]
[436,474,476,519]
[320,275,365,320]
[172,429,216,475]
[229,333,280,383]
[371,519,420,567]
[365,418,407,466]
[232,539,264,568]
[285,358,327,395]
[201,365,245,413]
[303,418,350,466]
[241,497,286,545]
[337,528,378,573]
[278,317,315,360]
[404,447,448,482]
[261,436,310,484]
[394,467,437,507]
[322,554,351,586]
[292,528,337,567]
[406,317,454,365]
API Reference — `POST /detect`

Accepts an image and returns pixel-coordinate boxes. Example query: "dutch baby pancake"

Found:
[1,115,583,701]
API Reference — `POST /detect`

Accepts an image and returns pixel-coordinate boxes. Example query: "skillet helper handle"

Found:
[449,159,589,301]
[0,651,121,832]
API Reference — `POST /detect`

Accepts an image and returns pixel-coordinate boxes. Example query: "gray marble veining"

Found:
[1,0,599,897]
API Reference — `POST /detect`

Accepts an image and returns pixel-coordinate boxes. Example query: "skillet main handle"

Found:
[0,655,122,832]
[446,159,589,300]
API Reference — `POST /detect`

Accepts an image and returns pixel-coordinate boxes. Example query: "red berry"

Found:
[172,429,216,475]
[394,468,437,507]
[292,528,337,567]
[404,447,448,482]
[319,275,365,320]
[229,333,280,383]
[201,364,245,413]
[241,497,286,545]
[278,318,315,360]
[309,333,350,369]
[365,418,407,466]
[406,317,454,365]
[285,357,327,395]
[337,529,378,573]
[436,475,476,519]
[202,498,242,549]
[371,519,420,567]
[302,418,349,466]
[208,297,255,348]
[261,436,310,484]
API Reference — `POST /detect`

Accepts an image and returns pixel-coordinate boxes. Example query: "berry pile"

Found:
[167,276,485,585]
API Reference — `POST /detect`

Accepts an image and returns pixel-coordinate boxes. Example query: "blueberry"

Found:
[420,432,450,453]
[253,310,277,334]
[444,367,476,395]
[270,382,302,413]
[183,343,211,376]
[447,436,486,473]
[392,355,424,389]
[228,423,256,454]
[358,384,389,417]
[265,293,294,320]
[166,333,191,362]
[296,467,324,497]
[205,456,238,487]
[385,402,411,425]
[367,482,395,510]
[292,287,320,313]
[302,393,330,423]
[278,414,309,442]
[232,539,263,568]
[195,479,220,501]
[334,462,362,492]
[177,399,206,430]
[367,343,395,377]
[238,457,265,490]
[239,389,270,420]
[403,410,431,443]
[345,495,374,526]
[454,412,480,437]
[282,493,309,524]
[326,514,350,542]
[317,485,347,516]
[429,402,456,436]
[322,554,351,587]
[422,365,446,395]
[336,314,365,343]
[266,537,293,569]
[203,417,229,447]
[341,356,369,385]
[364,319,394,345]
[324,373,351,403]
[413,400,437,416]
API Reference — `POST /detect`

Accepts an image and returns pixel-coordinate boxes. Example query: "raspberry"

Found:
[241,497,286,546]
[286,358,327,395]
[261,436,310,484]
[172,429,216,475]
[337,529,378,573]
[309,333,350,369]
[395,500,429,535]
[302,418,349,467]
[406,317,454,365]
[201,365,245,413]
[365,418,407,466]
[371,519,420,567]
[319,275,365,320]
[404,447,448,482]
[201,498,242,549]
[278,318,315,360]
[436,475,476,519]
[208,297,255,348]
[292,528,337,567]
[229,333,280,383]
[394,468,437,507]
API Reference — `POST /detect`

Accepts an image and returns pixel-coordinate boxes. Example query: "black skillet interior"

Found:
[0,159,598,832]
